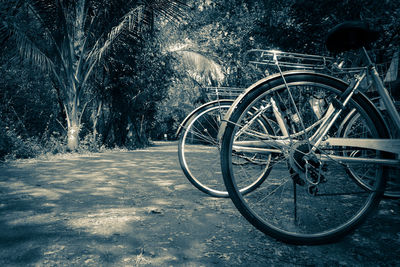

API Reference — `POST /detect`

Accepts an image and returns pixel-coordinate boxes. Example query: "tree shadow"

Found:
[0,146,220,265]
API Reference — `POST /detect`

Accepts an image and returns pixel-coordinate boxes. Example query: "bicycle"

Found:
[218,21,400,245]
[177,87,273,197]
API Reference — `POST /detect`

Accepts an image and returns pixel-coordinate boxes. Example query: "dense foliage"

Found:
[0,0,184,159]
[1,0,399,160]
[155,0,399,141]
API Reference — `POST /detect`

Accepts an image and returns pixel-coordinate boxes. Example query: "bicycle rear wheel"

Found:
[220,72,388,244]
[178,100,272,197]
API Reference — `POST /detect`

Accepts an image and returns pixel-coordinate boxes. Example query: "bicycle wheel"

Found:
[178,99,272,197]
[339,111,400,199]
[220,72,388,244]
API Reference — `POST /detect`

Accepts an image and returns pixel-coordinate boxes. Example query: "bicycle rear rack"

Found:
[202,87,246,100]
[246,49,335,70]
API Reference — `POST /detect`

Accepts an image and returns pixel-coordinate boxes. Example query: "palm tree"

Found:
[0,0,185,150]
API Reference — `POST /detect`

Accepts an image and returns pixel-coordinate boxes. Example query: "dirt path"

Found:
[0,141,399,266]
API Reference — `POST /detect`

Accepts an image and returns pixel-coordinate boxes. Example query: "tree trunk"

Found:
[65,101,80,151]
[92,100,102,143]
[67,123,80,151]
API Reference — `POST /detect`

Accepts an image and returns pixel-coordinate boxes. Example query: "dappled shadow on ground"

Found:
[0,141,399,266]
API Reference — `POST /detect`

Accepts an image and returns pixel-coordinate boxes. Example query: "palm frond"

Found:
[144,0,187,20]
[86,5,144,65]
[174,50,225,85]
[30,0,58,20]
[12,25,56,73]
[86,0,186,64]
[28,0,68,42]
[25,1,67,63]
[0,22,12,46]
[0,0,25,46]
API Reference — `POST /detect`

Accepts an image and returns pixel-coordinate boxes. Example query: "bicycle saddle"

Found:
[325,21,380,53]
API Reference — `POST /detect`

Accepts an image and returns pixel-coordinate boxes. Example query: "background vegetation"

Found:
[1,0,399,160]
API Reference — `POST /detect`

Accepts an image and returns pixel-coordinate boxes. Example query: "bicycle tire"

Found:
[220,71,388,244]
[178,99,272,197]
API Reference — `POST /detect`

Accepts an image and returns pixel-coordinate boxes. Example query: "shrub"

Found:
[2,128,41,160]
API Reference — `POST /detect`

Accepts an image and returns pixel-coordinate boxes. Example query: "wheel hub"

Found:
[289,141,325,186]
[289,142,311,172]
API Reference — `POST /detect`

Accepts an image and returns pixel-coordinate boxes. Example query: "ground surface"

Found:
[0,141,399,266]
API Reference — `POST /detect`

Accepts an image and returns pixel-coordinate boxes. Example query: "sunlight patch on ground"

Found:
[0,180,25,189]
[150,198,171,206]
[134,253,178,266]
[116,250,180,267]
[104,167,128,173]
[7,211,58,225]
[151,180,174,187]
[88,159,114,163]
[43,244,66,256]
[66,208,142,236]
[0,180,67,200]
[24,188,67,200]
[46,173,106,184]
[90,186,123,196]
[146,169,181,174]
[172,184,191,191]
[6,152,100,165]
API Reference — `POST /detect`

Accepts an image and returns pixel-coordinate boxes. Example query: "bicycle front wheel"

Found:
[220,72,388,244]
[178,100,272,197]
